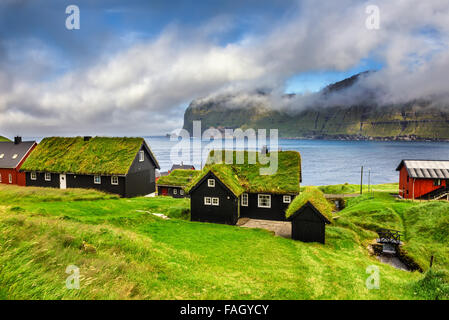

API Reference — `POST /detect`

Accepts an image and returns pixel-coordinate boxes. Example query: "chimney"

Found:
[84,136,92,142]
[261,145,268,155]
[14,136,22,144]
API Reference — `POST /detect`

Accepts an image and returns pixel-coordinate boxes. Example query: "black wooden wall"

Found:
[240,193,295,221]
[291,206,326,244]
[190,172,239,225]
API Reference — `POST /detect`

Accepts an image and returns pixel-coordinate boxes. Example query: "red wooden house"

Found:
[0,137,37,186]
[396,160,449,200]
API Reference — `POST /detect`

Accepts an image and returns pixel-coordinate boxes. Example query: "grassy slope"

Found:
[157,169,200,187]
[0,184,446,300]
[21,137,144,175]
[0,136,11,142]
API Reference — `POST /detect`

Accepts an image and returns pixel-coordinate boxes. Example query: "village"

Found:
[1,135,447,247]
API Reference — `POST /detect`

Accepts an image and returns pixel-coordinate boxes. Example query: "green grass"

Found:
[187,150,301,195]
[21,136,146,175]
[317,183,398,194]
[286,187,333,220]
[0,136,11,142]
[157,169,200,187]
[0,184,447,300]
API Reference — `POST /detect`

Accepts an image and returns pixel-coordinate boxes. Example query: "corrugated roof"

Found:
[0,141,36,169]
[399,160,449,179]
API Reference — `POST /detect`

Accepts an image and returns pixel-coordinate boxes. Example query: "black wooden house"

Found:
[287,201,331,244]
[20,136,160,197]
[186,150,301,225]
[157,169,200,198]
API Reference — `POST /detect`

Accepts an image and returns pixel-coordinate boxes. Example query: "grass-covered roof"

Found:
[286,187,333,221]
[0,136,10,142]
[157,169,201,187]
[21,137,146,175]
[186,150,301,196]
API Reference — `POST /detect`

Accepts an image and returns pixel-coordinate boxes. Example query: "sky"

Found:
[0,0,448,137]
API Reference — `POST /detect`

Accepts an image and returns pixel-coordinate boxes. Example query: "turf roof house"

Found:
[286,187,332,244]
[0,137,37,186]
[20,137,160,197]
[157,169,200,198]
[186,150,301,225]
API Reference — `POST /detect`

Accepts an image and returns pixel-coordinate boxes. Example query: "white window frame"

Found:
[139,150,144,162]
[173,188,178,195]
[212,197,219,206]
[0,173,2,182]
[0,153,4,159]
[45,173,51,181]
[208,179,215,187]
[180,189,184,195]
[12,154,18,159]
[94,175,101,184]
[241,193,248,206]
[204,197,212,205]
[258,194,271,208]
[31,172,37,180]
[283,195,292,204]
[8,174,12,184]
[111,176,118,185]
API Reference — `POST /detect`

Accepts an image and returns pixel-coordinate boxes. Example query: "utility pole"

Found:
[360,166,364,195]
[368,169,371,195]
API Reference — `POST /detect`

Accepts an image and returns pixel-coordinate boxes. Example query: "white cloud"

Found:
[1,0,449,136]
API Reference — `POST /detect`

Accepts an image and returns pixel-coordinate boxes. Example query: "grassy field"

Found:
[0,184,448,299]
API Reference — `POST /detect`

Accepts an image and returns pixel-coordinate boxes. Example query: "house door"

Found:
[60,174,67,189]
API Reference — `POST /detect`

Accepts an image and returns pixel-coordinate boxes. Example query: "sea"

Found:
[26,136,449,186]
[144,136,449,186]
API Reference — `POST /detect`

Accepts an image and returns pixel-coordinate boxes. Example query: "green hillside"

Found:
[0,136,10,142]
[183,73,449,140]
[1,184,448,299]
[184,101,449,140]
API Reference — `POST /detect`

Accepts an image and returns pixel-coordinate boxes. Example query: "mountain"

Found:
[183,73,449,141]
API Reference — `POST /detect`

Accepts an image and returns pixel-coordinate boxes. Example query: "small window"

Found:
[94,175,101,184]
[434,179,442,186]
[212,197,219,206]
[283,195,292,204]
[139,150,144,162]
[31,172,37,180]
[45,173,51,181]
[204,197,212,205]
[8,174,12,184]
[258,194,271,208]
[0,154,4,159]
[0,173,2,182]
[407,176,409,183]
[180,190,184,195]
[208,179,215,187]
[241,193,248,206]
[12,154,18,159]
[111,176,118,185]
[173,189,178,195]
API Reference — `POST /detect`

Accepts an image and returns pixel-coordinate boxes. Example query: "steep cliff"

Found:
[183,74,449,140]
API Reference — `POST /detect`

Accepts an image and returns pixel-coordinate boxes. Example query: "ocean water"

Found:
[145,136,449,186]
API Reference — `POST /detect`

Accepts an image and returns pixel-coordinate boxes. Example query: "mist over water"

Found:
[145,136,449,186]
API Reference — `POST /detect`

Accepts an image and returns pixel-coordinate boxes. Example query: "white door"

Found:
[60,174,67,189]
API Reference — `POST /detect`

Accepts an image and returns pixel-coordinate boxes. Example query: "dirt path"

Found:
[238,218,291,238]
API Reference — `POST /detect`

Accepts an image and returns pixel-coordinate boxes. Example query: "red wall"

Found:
[0,143,36,187]
[399,166,446,199]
